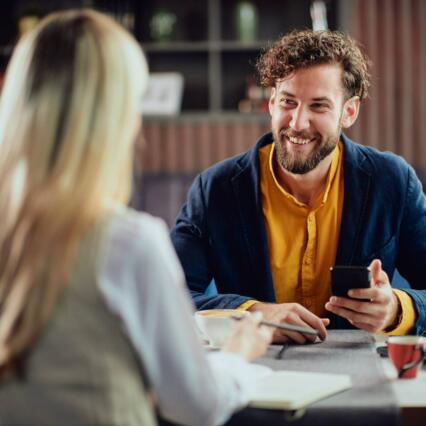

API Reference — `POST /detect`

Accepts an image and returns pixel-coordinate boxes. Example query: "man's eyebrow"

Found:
[277,91,333,103]
[277,90,295,97]
[311,96,333,103]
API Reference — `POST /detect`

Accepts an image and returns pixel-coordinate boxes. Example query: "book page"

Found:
[249,370,352,410]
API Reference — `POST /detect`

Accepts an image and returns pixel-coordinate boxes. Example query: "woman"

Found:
[0,9,271,426]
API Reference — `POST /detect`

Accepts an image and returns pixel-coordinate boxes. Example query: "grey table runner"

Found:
[226,330,401,426]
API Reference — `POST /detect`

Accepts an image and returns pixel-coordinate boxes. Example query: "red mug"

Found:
[387,336,426,379]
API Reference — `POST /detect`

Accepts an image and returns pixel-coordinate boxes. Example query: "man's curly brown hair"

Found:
[257,29,371,101]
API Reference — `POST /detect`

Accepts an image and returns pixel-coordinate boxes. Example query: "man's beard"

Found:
[273,127,340,175]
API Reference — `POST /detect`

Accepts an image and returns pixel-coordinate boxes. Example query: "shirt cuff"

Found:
[383,289,417,335]
[236,300,259,311]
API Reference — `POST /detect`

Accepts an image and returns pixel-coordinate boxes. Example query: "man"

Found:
[171,30,426,343]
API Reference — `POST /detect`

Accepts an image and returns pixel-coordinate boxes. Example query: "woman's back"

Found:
[0,10,272,426]
[0,214,156,426]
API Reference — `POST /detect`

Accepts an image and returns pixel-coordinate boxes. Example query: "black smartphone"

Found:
[330,265,371,299]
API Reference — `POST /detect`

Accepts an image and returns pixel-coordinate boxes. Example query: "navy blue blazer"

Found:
[171,133,426,334]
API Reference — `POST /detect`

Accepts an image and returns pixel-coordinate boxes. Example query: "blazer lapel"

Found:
[336,136,373,265]
[231,135,276,302]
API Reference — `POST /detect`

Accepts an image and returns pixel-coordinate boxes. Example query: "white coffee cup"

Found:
[194,309,249,347]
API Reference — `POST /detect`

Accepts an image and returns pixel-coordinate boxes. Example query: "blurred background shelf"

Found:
[0,0,338,114]
[138,0,338,112]
[142,42,211,52]
[142,41,267,52]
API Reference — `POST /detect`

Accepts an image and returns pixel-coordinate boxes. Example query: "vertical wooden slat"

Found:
[191,122,202,171]
[381,0,396,153]
[411,0,420,163]
[145,122,162,173]
[141,125,152,172]
[420,0,426,170]
[233,121,245,157]
[399,0,414,164]
[165,121,178,173]
[216,122,229,164]
[199,120,212,171]
[347,0,362,143]
[393,0,403,157]
[365,0,380,150]
[181,122,194,173]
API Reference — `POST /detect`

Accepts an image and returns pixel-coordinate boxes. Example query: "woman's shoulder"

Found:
[110,206,166,235]
[98,206,183,296]
[103,207,170,258]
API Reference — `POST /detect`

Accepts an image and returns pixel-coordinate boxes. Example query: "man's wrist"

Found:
[237,299,259,311]
[383,291,402,332]
[247,301,272,312]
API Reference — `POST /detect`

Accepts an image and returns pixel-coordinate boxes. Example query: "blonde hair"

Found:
[0,9,148,372]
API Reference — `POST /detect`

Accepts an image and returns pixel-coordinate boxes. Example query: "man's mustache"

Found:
[280,129,317,140]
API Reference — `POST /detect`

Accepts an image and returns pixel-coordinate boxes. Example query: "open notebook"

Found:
[249,370,352,410]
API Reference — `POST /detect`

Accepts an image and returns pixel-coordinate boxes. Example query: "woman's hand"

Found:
[222,312,273,361]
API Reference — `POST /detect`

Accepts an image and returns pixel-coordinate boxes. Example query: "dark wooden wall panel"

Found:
[347,0,426,170]
[141,118,270,174]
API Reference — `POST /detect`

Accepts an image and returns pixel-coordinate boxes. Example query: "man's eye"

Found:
[312,103,328,110]
[281,98,296,106]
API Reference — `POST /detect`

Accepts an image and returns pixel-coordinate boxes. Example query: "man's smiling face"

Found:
[269,63,356,175]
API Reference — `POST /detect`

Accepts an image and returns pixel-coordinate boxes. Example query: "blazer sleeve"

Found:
[171,174,256,310]
[395,164,426,335]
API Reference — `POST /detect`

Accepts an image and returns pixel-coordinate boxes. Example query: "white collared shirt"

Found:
[97,207,256,426]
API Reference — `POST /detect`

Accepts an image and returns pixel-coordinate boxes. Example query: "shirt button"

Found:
[305,258,312,265]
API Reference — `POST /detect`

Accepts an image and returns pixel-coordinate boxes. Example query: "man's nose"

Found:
[289,106,310,131]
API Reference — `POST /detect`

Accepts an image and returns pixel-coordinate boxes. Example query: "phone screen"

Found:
[330,265,371,299]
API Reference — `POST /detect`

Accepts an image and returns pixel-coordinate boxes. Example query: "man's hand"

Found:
[247,302,329,344]
[325,259,401,332]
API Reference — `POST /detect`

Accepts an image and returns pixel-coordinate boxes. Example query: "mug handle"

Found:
[398,346,425,378]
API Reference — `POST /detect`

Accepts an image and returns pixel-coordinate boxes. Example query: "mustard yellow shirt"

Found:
[239,141,415,335]
[260,141,343,316]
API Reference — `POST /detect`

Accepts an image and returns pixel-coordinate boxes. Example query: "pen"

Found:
[231,315,320,336]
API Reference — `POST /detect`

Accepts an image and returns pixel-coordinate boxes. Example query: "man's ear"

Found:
[268,87,276,116]
[341,96,360,129]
